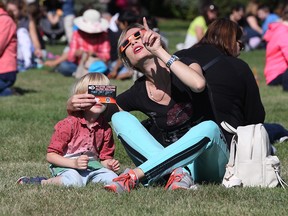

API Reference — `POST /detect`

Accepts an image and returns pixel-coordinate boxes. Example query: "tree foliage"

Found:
[72,0,287,19]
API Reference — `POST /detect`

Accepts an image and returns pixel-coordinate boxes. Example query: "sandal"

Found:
[16,176,47,185]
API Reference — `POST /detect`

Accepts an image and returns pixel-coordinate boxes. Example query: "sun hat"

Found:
[88,60,108,73]
[73,9,109,34]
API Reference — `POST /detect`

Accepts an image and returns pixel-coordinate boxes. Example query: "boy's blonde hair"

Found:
[71,73,110,95]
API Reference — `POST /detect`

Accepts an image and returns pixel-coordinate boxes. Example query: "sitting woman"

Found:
[175,18,288,148]
[67,17,229,193]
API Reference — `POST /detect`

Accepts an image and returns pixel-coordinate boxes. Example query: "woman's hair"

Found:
[71,73,110,96]
[202,3,219,25]
[118,22,167,70]
[245,0,259,16]
[6,0,27,19]
[117,9,140,26]
[0,1,5,9]
[281,4,288,21]
[196,18,243,56]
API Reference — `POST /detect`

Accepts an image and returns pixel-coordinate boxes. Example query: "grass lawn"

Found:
[1,19,288,216]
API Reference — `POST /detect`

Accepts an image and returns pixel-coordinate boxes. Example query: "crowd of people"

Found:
[1,0,288,97]
[1,0,288,192]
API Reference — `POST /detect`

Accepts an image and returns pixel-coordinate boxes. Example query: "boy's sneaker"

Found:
[16,176,47,185]
[104,169,138,193]
[165,167,197,190]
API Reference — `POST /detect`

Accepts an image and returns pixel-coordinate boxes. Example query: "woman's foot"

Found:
[165,168,197,190]
[104,169,138,193]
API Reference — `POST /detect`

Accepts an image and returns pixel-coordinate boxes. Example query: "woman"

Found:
[176,3,218,50]
[241,0,263,50]
[175,18,265,144]
[175,18,288,147]
[6,0,44,65]
[44,9,110,77]
[67,18,229,193]
[0,2,17,96]
[263,4,288,91]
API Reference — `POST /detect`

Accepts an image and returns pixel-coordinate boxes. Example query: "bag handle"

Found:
[220,121,237,134]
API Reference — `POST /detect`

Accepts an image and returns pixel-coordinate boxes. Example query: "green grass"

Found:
[1,19,288,216]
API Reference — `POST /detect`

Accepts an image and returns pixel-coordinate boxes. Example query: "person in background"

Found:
[44,9,110,77]
[176,3,218,50]
[17,73,120,186]
[263,4,288,91]
[175,18,265,145]
[60,0,75,44]
[257,4,280,35]
[228,2,245,24]
[0,1,17,97]
[6,0,43,70]
[105,9,139,80]
[40,0,65,44]
[241,0,263,50]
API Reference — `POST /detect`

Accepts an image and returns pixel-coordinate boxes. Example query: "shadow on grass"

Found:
[12,87,38,96]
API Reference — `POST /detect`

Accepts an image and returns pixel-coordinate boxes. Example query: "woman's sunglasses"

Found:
[120,29,146,53]
[237,40,245,51]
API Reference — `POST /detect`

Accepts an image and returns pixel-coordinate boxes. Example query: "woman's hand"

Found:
[67,93,96,114]
[141,17,162,55]
[44,60,58,67]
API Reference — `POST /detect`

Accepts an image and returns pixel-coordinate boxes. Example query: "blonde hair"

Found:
[246,0,259,15]
[118,23,145,70]
[71,73,110,96]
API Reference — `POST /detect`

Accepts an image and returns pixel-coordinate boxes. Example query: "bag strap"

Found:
[273,163,288,189]
[220,121,237,134]
[202,55,223,71]
[202,55,224,124]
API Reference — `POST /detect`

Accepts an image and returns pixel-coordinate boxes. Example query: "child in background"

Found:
[17,73,120,187]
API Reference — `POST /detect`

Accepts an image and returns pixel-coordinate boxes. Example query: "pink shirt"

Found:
[0,9,17,74]
[48,115,115,160]
[67,30,111,64]
[264,22,288,84]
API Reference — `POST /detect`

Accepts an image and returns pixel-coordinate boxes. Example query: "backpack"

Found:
[221,121,287,188]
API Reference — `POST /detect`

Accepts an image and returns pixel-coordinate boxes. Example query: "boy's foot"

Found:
[165,167,197,190]
[104,169,138,193]
[16,176,47,185]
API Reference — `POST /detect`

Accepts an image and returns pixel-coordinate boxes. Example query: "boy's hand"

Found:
[102,159,120,172]
[75,155,89,170]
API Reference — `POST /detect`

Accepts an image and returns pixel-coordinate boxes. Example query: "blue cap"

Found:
[88,60,108,73]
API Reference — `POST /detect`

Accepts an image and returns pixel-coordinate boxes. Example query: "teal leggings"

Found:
[112,111,229,184]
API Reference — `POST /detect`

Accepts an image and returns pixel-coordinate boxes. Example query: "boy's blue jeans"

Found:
[54,167,118,187]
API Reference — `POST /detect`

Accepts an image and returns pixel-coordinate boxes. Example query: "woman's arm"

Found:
[29,19,42,57]
[44,52,68,67]
[195,25,205,41]
[246,16,263,35]
[142,18,206,92]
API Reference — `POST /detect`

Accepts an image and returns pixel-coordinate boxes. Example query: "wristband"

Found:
[166,55,179,68]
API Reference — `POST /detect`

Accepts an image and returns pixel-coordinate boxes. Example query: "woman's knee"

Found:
[112,111,141,132]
